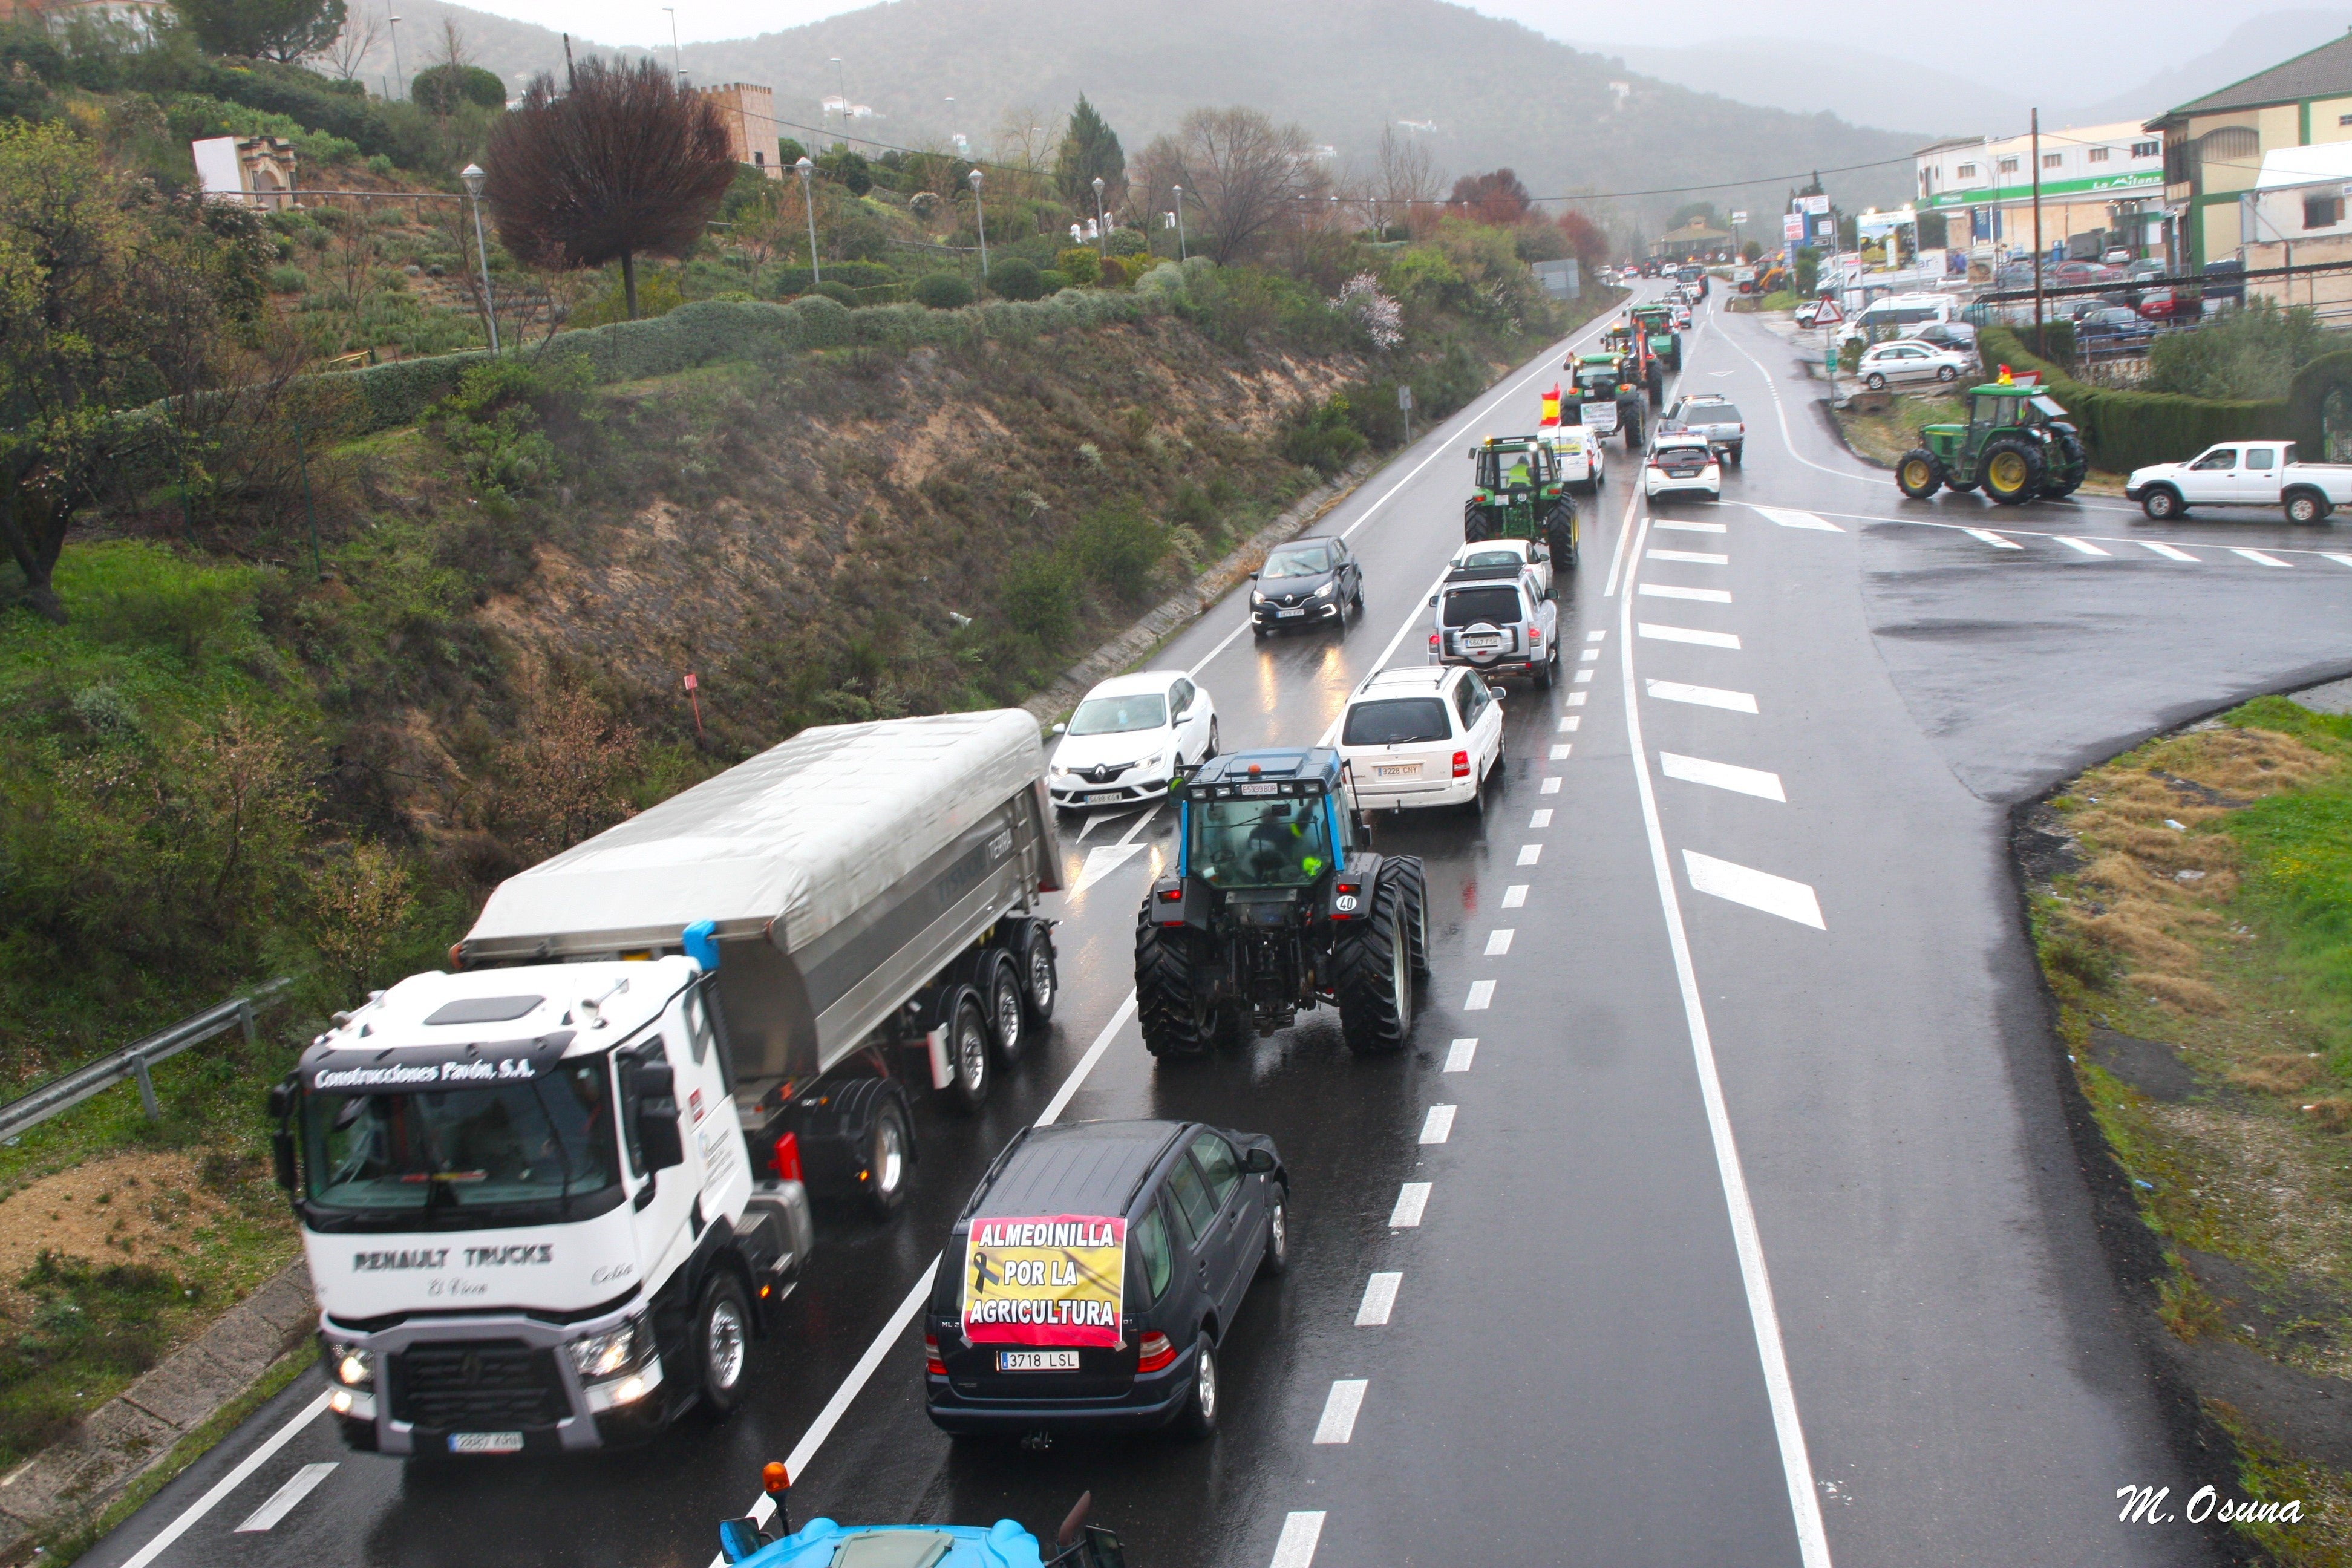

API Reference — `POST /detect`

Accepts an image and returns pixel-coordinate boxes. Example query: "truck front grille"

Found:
[388,1339,569,1429]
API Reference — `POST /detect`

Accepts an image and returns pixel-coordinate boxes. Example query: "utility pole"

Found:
[2031,107,2045,349]
[662,7,682,84]
[1172,184,1186,261]
[386,8,403,98]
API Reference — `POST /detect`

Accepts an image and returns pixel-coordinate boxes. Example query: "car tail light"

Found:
[924,1335,947,1376]
[1452,750,1471,779]
[771,1131,803,1183]
[1136,1331,1177,1373]
[1428,633,1440,650]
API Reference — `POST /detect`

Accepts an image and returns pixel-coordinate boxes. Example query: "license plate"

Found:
[1375,764,1422,778]
[1082,792,1119,803]
[1463,636,1502,650]
[449,1432,524,1454]
[998,1350,1080,1371]
[1276,607,1306,618]
[1669,468,1699,478]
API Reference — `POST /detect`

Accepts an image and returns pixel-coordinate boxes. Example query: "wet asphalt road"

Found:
[82,292,2352,1568]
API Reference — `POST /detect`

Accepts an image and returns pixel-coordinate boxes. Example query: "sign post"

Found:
[1397,381,1415,446]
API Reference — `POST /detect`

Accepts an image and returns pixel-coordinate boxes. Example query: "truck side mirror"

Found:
[267,1079,296,1120]
[271,1128,298,1192]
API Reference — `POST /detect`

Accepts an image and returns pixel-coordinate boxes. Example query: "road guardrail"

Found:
[0,978,292,1141]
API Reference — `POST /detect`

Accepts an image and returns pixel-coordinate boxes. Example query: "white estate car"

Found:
[1337,666,1504,814]
[1048,670,1218,810]
[1539,423,1606,491]
[1644,430,1720,502]
[1855,340,1968,390]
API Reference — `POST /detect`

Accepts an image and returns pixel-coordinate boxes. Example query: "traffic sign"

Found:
[1811,299,1843,325]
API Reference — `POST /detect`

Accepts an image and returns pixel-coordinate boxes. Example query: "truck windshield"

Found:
[1068,693,1168,735]
[302,1056,620,1217]
[1189,796,1333,889]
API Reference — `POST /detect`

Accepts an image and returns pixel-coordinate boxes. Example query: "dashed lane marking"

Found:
[1269,1512,1327,1568]
[1357,1273,1403,1325]
[1660,752,1787,802]
[1465,979,1496,1008]
[1389,1183,1433,1227]
[1648,549,1730,564]
[1639,583,1733,603]
[1485,928,1515,955]
[1444,1037,1478,1071]
[1540,777,1562,795]
[1579,647,1601,661]
[1653,518,1728,533]
[1549,744,1573,760]
[1683,851,1826,929]
[1420,1104,1457,1144]
[1574,669,1594,682]
[1963,527,2022,550]
[2054,535,2111,557]
[1585,629,1609,641]
[234,1462,338,1534]
[1567,691,1588,705]
[1529,809,1553,828]
[1639,622,1742,650]
[2233,547,2292,567]
[1503,883,1529,906]
[1753,506,1842,531]
[114,1391,333,1568]
[1516,844,1543,865]
[1646,678,1757,713]
[1557,715,1581,731]
[2140,540,2200,561]
[1314,1380,1369,1443]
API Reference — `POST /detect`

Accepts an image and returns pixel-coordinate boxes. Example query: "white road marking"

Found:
[1529,808,1553,827]
[118,1392,333,1568]
[1549,743,1572,760]
[1616,509,1834,1568]
[2054,535,2110,557]
[1076,812,1105,841]
[1465,979,1495,1009]
[1585,629,1609,641]
[1485,928,1515,955]
[1963,527,2022,550]
[1540,777,1561,795]
[1516,844,1542,865]
[1116,805,1161,844]
[2139,540,2199,561]
[2232,547,2292,567]
[1648,548,1730,564]
[1557,715,1580,731]
[1753,506,1841,531]
[1660,752,1786,802]
[1389,1182,1433,1227]
[1034,993,1141,1126]
[1270,1513,1327,1568]
[1639,583,1733,603]
[1574,668,1593,682]
[1071,843,1148,894]
[1645,678,1757,713]
[1567,690,1588,705]
[1356,1273,1403,1325]
[1502,883,1529,906]
[2323,553,2352,570]
[234,1462,338,1533]
[1683,851,1825,929]
[1653,518,1728,533]
[1444,1037,1479,1071]
[1313,1380,1369,1443]
[1419,1104,1457,1144]
[1578,647,1600,661]
[1639,622,1742,650]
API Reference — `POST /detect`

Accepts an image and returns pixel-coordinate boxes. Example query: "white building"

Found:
[2241,140,2352,313]
[1914,120,2166,260]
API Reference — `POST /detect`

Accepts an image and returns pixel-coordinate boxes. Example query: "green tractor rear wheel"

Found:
[1979,436,2045,506]
[1545,505,1579,571]
[1896,449,1946,500]
[2041,430,2086,500]
[1463,499,1492,542]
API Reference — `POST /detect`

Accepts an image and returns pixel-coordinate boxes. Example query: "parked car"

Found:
[2048,260,2125,287]
[923,1119,1287,1437]
[2126,440,2352,523]
[1855,340,1968,389]
[1249,535,1363,635]
[2074,305,2156,350]
[1795,298,1828,327]
[2202,258,2246,305]
[1644,430,1721,502]
[2102,247,2131,264]
[1049,671,1219,811]
[1899,321,1979,359]
[2136,287,2194,321]
[1337,665,1506,814]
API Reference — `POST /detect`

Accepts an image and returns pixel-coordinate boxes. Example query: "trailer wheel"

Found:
[693,1272,752,1419]
[863,1099,910,1219]
[987,956,1027,1065]
[1332,875,1413,1056]
[946,992,991,1110]
[1018,924,1058,1024]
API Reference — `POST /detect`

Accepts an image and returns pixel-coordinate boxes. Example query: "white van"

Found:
[1840,293,1959,347]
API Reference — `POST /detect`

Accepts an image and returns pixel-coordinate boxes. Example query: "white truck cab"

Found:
[2125,440,2352,523]
[276,950,812,1457]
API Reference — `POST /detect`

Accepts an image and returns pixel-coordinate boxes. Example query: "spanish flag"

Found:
[1539,385,1561,426]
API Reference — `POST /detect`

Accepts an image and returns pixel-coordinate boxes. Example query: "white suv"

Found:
[1337,667,1504,815]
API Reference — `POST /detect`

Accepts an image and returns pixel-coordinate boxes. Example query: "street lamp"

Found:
[968,166,987,281]
[796,155,819,284]
[1172,183,1186,261]
[386,10,403,98]
[661,7,682,84]
[1091,174,1105,256]
[459,163,499,352]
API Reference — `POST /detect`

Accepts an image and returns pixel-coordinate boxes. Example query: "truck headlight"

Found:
[569,1313,653,1380]
[328,1344,374,1388]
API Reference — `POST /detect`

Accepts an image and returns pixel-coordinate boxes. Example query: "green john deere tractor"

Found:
[1631,302,1681,384]
[1895,379,2088,505]
[1567,353,1646,448]
[1464,435,1579,567]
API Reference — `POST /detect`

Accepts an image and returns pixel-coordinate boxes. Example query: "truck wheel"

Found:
[987,956,1027,1065]
[1333,877,1413,1056]
[1135,917,1215,1057]
[1979,436,2044,506]
[1896,449,1945,499]
[694,1272,752,1419]
[864,1099,910,1218]
[946,993,991,1109]
[2285,489,2331,524]
[1018,924,1057,1023]
[1175,1334,1218,1438]
[2140,486,2183,520]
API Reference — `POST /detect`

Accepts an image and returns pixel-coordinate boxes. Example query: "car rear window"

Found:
[1343,697,1451,746]
[1441,586,1523,627]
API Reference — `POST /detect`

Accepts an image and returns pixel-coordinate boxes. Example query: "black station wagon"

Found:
[923,1119,1287,1438]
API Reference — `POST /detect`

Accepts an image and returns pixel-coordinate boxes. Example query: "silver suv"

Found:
[1425,564,1562,690]
[1664,394,1745,467]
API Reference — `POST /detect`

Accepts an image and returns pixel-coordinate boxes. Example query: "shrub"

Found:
[812,279,859,307]
[1057,247,1102,286]
[2148,298,2337,400]
[999,551,1080,643]
[913,272,974,310]
[1281,393,1368,476]
[1038,269,1071,293]
[1070,503,1168,599]
[1096,255,1130,287]
[990,257,1045,301]
[1103,227,1148,258]
[410,63,507,114]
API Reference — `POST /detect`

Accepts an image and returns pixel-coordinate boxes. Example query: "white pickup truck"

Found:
[2125,440,2352,523]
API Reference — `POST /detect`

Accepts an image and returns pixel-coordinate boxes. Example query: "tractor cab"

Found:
[1174,751,1351,892]
[1465,436,1579,564]
[1897,374,2086,506]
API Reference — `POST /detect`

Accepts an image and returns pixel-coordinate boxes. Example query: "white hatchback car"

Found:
[1337,666,1504,815]
[1048,670,1218,811]
[1644,431,1720,501]
[1855,340,1969,390]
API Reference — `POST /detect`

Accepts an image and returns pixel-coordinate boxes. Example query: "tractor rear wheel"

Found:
[1979,436,2045,506]
[1545,505,1578,571]
[1332,876,1413,1056]
[1136,915,1218,1057]
[1463,499,1493,543]
[1896,449,1945,499]
[1383,855,1430,981]
[2042,430,2086,499]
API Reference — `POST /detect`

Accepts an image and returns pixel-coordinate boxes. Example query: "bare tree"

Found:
[327,206,381,339]
[1131,106,1319,265]
[483,57,735,320]
[1373,124,1440,235]
[321,9,381,82]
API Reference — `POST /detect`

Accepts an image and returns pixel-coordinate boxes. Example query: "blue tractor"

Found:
[1136,748,1428,1056]
[719,1471,1126,1568]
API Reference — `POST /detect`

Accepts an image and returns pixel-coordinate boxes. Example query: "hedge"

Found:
[1976,325,2286,473]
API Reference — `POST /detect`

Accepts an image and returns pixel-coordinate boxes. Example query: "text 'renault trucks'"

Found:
[270,711,1063,1459]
